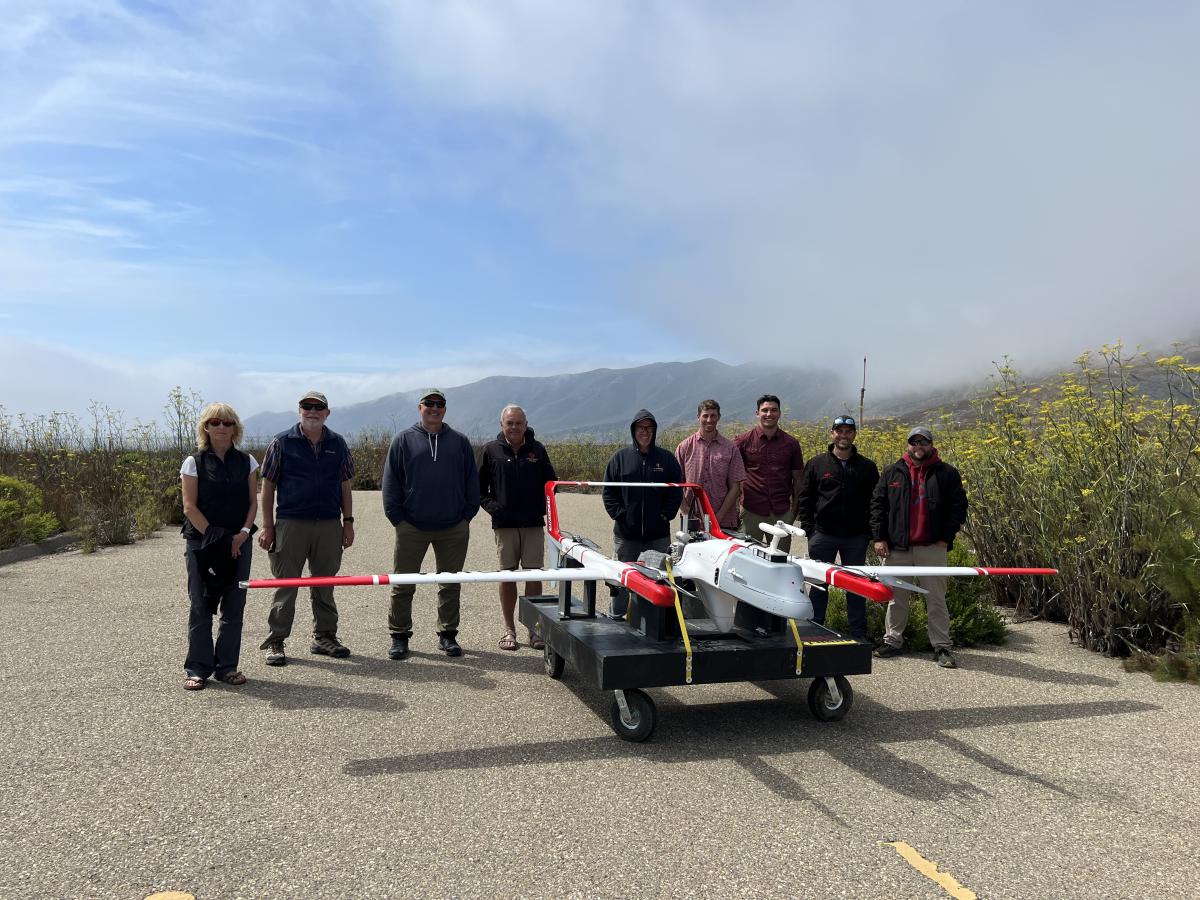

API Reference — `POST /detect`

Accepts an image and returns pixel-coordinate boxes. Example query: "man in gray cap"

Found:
[381,389,480,659]
[870,425,968,667]
[257,390,356,666]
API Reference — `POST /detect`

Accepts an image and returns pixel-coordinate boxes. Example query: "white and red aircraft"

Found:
[243,482,1056,740]
[243,480,1055,637]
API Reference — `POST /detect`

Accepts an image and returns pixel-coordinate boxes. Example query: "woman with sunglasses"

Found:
[180,402,259,690]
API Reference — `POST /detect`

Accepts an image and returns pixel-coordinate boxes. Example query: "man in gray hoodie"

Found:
[381,389,480,659]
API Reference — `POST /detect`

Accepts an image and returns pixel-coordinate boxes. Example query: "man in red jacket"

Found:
[870,426,968,668]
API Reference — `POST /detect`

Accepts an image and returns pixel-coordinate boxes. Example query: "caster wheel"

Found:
[543,644,565,679]
[807,675,853,722]
[609,689,656,742]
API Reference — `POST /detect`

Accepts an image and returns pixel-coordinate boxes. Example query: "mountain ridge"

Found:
[242,358,849,440]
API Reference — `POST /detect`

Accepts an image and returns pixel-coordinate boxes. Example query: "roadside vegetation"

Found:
[2,345,1196,679]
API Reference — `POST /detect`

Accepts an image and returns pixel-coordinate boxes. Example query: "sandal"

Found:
[527,631,545,651]
[218,671,247,685]
[183,676,207,691]
[498,630,519,652]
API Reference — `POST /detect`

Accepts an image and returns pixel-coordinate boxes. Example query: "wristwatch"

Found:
[240,527,251,534]
[343,517,354,523]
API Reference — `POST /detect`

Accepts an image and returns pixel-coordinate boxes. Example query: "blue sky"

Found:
[2,1,1198,422]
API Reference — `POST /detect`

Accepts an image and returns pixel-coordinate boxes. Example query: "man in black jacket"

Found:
[478,405,558,652]
[602,409,683,619]
[797,415,879,641]
[870,426,968,667]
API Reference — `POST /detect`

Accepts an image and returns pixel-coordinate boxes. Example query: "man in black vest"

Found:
[257,390,356,666]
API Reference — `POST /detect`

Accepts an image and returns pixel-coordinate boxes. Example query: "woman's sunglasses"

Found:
[206,419,237,428]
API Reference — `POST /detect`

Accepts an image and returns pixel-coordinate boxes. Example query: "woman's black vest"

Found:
[182,448,253,540]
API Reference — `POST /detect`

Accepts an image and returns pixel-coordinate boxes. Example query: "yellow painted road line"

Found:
[145,893,195,900]
[883,841,977,900]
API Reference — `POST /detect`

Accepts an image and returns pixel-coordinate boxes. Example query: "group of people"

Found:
[179,390,967,691]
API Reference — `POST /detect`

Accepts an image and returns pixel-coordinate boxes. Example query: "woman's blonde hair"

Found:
[195,402,245,450]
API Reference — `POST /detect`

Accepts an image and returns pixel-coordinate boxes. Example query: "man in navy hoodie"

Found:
[381,389,480,659]
[601,409,683,619]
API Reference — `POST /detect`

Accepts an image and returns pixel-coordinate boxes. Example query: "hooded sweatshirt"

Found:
[382,421,480,530]
[601,409,684,541]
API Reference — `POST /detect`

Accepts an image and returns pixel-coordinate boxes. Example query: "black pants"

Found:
[184,541,253,679]
[807,532,870,641]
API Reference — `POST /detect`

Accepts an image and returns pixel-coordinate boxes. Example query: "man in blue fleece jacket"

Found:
[381,389,480,659]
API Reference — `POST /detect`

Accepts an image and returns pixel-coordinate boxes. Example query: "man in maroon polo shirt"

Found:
[735,394,805,552]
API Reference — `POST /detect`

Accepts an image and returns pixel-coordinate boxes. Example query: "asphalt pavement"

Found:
[1,491,1198,899]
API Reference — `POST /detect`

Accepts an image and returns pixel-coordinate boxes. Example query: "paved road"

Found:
[2,491,1198,899]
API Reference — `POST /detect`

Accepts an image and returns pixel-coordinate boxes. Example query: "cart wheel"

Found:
[543,644,565,679]
[609,690,656,742]
[807,675,854,722]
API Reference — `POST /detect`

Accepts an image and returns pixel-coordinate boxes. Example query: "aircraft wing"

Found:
[242,568,613,590]
[843,566,1058,578]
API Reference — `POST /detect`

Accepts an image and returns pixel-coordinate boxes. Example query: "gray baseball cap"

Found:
[906,426,933,443]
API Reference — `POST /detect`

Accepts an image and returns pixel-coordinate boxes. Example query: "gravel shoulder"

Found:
[1,491,1197,899]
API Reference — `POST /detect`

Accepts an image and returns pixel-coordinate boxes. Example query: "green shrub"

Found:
[0,475,58,549]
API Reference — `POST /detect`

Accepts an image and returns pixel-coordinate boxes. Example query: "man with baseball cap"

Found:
[797,415,879,641]
[870,425,968,667]
[382,389,480,659]
[257,390,356,666]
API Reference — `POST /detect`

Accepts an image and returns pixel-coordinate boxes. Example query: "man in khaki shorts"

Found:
[478,405,558,651]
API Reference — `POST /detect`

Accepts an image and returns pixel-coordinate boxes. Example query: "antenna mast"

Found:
[859,357,867,426]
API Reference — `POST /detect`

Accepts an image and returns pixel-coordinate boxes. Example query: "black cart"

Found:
[518,573,873,742]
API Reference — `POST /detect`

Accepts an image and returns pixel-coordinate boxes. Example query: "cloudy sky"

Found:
[2,1,1197,423]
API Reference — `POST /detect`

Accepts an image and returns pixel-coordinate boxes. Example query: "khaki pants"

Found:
[388,520,471,636]
[264,518,344,641]
[882,543,951,651]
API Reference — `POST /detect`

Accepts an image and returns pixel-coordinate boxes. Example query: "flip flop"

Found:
[183,676,207,691]
[498,630,519,651]
[218,671,248,685]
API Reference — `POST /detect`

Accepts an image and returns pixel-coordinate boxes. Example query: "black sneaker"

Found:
[933,647,958,668]
[388,635,409,660]
[874,642,904,658]
[311,634,350,658]
[438,634,463,657]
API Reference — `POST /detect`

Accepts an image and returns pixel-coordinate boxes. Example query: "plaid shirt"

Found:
[260,424,355,484]
[674,431,746,527]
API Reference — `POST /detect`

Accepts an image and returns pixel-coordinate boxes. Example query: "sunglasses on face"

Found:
[422,400,446,408]
[908,437,931,446]
[206,419,236,428]
[300,403,327,411]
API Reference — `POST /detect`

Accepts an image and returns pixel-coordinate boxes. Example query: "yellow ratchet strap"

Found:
[664,558,693,684]
[788,618,803,674]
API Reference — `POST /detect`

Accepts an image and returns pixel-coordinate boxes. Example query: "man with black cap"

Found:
[797,415,879,641]
[382,389,480,659]
[601,409,683,619]
[870,425,968,667]
[257,390,356,666]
